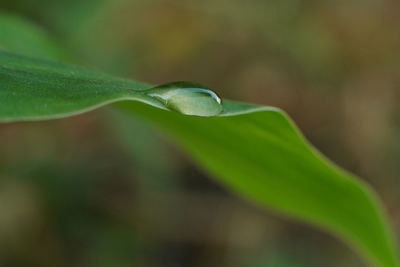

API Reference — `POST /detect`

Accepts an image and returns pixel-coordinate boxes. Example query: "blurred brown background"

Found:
[1,0,400,266]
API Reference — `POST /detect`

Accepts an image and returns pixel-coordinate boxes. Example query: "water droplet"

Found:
[146,81,223,117]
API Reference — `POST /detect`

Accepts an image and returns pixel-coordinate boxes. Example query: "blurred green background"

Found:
[1,0,400,266]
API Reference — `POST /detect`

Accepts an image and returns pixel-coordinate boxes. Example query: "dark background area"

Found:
[1,0,400,266]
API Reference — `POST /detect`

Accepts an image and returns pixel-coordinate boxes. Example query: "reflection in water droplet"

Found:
[146,82,223,117]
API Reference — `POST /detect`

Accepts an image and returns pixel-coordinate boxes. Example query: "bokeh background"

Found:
[1,0,400,266]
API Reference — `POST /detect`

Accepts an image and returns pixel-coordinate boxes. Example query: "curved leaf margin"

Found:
[0,50,398,267]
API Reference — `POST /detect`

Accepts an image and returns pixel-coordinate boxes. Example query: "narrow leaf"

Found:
[0,50,398,267]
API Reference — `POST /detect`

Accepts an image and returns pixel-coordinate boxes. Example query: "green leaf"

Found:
[0,12,69,61]
[119,100,399,267]
[0,50,398,267]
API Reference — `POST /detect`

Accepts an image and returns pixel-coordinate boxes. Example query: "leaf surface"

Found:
[0,50,398,267]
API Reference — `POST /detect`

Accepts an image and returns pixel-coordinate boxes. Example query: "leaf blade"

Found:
[0,50,398,267]
[119,100,399,267]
